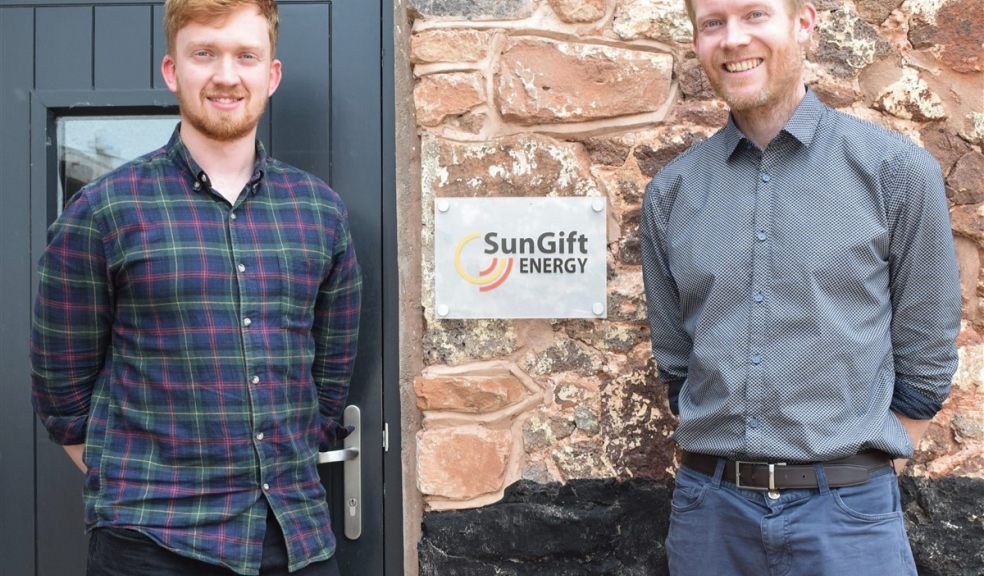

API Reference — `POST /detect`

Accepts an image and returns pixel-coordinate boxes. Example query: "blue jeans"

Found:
[666,459,916,576]
[86,509,341,576]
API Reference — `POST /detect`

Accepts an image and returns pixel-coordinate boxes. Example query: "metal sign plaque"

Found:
[434,197,607,319]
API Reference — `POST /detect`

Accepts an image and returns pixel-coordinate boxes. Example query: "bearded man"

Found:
[640,0,961,573]
[31,1,360,574]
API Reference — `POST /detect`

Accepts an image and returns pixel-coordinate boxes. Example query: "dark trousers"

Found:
[87,510,341,576]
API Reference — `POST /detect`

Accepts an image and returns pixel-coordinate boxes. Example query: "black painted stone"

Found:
[419,479,672,575]
[901,475,984,575]
[420,476,984,575]
[408,0,534,19]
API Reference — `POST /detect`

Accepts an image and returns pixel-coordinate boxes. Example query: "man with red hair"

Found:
[31,1,360,574]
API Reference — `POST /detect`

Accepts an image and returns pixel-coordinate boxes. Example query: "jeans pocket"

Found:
[101,526,156,545]
[671,468,710,513]
[831,468,901,522]
[88,527,158,576]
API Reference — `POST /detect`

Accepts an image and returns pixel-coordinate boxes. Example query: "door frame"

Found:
[380,0,404,571]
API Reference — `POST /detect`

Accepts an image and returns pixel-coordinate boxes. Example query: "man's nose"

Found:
[212,56,239,85]
[722,21,751,49]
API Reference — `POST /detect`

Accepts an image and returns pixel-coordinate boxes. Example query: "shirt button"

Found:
[243,317,252,327]
[262,483,270,491]
[238,263,246,273]
[756,230,767,241]
[251,375,260,385]
[749,416,760,429]
[751,354,762,365]
[256,432,265,441]
[761,173,771,182]
[193,181,201,190]
[753,291,764,303]
[230,212,238,220]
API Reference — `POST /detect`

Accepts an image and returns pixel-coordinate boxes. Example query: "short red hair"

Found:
[164,0,279,55]
[684,0,811,31]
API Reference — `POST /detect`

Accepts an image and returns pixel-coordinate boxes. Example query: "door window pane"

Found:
[57,115,179,208]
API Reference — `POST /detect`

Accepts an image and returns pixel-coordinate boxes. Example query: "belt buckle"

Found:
[735,460,786,497]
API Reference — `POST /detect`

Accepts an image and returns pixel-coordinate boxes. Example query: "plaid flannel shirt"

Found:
[31,127,361,575]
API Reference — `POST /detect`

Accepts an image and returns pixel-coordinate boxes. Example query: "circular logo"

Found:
[454,232,513,292]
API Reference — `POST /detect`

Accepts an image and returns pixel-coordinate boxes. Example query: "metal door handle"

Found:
[316,405,361,540]
[317,447,359,464]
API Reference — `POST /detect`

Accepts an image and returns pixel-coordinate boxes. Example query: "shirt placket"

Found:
[227,192,273,497]
[228,189,273,572]
[746,144,775,455]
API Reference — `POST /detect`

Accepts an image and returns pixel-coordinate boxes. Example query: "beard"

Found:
[710,41,805,113]
[175,85,266,143]
[717,81,771,111]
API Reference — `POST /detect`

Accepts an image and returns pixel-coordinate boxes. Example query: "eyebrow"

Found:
[696,0,772,18]
[186,41,265,53]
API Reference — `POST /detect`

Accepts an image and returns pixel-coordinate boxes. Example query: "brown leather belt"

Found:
[681,450,893,491]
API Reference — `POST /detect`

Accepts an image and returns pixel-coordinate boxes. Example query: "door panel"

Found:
[272,3,332,178]
[0,2,392,574]
[152,4,168,91]
[94,6,154,89]
[0,8,36,572]
[36,7,93,89]
[326,3,386,573]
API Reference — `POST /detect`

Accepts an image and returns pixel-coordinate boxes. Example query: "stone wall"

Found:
[400,0,983,571]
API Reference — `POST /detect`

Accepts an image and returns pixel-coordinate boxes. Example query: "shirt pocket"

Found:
[279,248,328,331]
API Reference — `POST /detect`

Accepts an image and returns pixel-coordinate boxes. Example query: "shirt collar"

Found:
[166,123,268,196]
[723,87,828,158]
[782,88,825,147]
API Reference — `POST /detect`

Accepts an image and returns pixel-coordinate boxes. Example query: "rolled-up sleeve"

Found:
[31,191,112,445]
[885,146,962,419]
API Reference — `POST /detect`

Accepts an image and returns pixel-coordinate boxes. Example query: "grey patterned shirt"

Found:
[641,89,961,461]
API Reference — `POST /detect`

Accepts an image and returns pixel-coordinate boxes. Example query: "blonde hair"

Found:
[164,0,279,55]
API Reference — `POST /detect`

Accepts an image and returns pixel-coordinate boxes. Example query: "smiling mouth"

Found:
[723,59,763,73]
[206,95,245,105]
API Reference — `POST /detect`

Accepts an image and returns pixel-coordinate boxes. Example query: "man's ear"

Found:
[161,54,178,93]
[268,59,283,97]
[796,2,818,45]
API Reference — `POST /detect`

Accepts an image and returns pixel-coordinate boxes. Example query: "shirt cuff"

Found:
[890,378,949,420]
[659,370,684,416]
[319,419,354,451]
[42,414,89,446]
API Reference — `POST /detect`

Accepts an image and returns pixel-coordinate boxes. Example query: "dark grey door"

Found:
[0,1,399,574]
